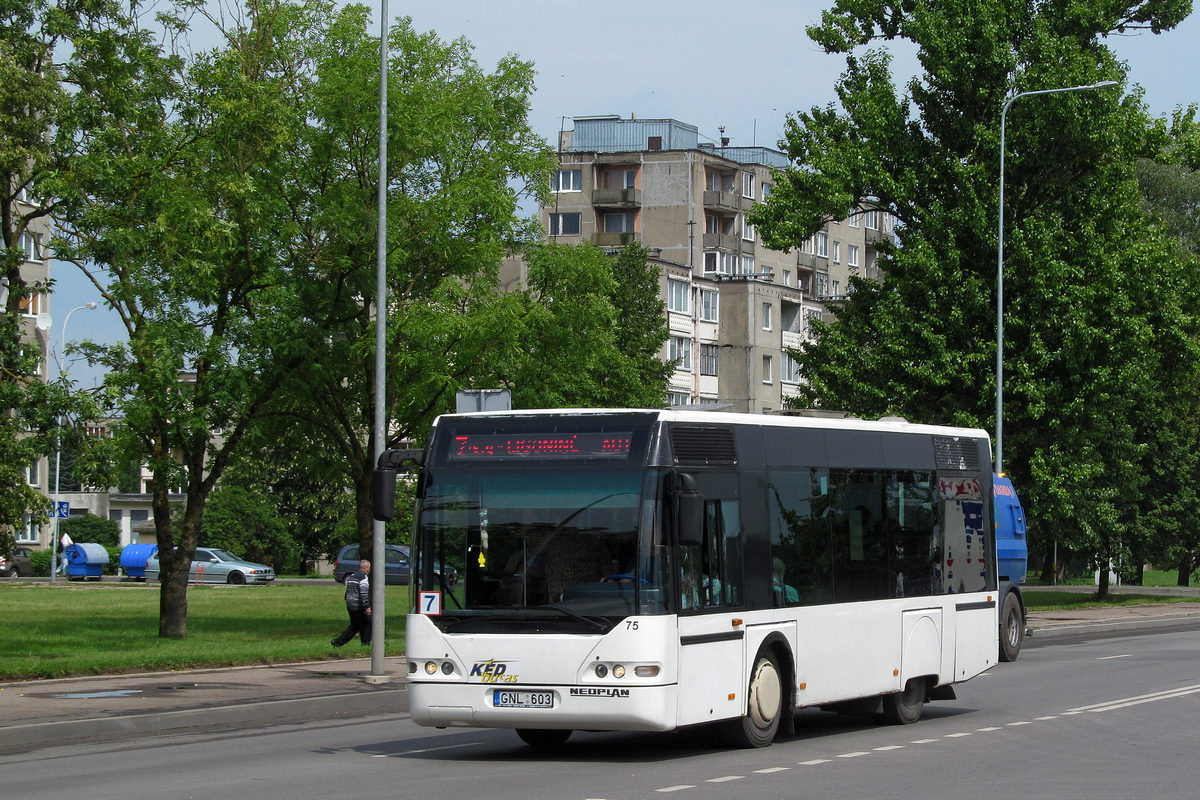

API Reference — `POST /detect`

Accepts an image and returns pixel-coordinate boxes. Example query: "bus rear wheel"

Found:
[725,651,783,748]
[516,729,571,747]
[882,676,925,725]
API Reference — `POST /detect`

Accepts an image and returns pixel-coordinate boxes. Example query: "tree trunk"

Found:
[1096,560,1111,599]
[1180,553,1194,587]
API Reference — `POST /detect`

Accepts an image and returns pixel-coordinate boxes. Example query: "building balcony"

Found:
[595,231,641,247]
[703,190,741,213]
[702,232,740,251]
[591,188,641,207]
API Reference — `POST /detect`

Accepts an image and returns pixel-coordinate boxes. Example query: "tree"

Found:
[494,241,671,409]
[255,7,555,551]
[53,0,325,636]
[753,0,1196,596]
[1,0,117,559]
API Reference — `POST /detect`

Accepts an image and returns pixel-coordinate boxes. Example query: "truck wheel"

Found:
[882,676,925,725]
[999,592,1024,662]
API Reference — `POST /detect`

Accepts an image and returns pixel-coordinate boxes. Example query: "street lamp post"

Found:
[367,0,389,684]
[995,80,1117,475]
[50,302,97,583]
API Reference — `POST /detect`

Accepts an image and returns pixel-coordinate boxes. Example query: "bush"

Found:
[59,515,121,548]
[29,548,54,577]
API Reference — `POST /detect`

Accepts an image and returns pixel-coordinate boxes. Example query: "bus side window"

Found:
[680,499,741,610]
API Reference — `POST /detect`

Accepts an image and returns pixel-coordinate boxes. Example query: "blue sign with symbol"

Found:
[55,501,70,519]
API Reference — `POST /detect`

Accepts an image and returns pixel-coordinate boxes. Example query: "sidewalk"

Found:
[3,598,1199,755]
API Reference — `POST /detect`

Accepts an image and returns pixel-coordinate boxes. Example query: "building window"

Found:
[782,351,801,384]
[668,279,690,314]
[26,461,39,488]
[816,273,829,297]
[18,516,37,543]
[761,183,771,200]
[804,308,822,339]
[742,171,755,199]
[553,169,582,192]
[782,269,791,287]
[548,212,581,236]
[848,213,860,228]
[19,291,46,317]
[670,336,692,371]
[700,289,719,322]
[762,302,773,331]
[700,343,719,376]
[703,251,737,275]
[742,255,755,274]
[602,211,636,233]
[848,244,859,267]
[19,231,42,261]
[741,215,755,242]
[832,241,840,263]
[762,355,773,384]
[668,390,690,407]
[864,210,880,230]
[832,280,841,296]
[603,167,636,189]
[814,232,829,258]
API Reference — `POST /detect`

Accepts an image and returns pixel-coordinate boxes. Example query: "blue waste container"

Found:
[119,543,158,580]
[64,543,110,581]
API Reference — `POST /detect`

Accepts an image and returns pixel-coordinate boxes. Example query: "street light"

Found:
[367,0,389,684]
[50,302,98,583]
[995,80,1118,475]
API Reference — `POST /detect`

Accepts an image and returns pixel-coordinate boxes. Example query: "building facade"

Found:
[540,115,892,412]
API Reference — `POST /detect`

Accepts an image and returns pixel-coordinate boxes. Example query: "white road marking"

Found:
[398,742,484,755]
[1006,721,1031,726]
[1066,683,1200,714]
[910,737,940,743]
[706,776,743,783]
[837,751,869,758]
[976,726,1001,732]
[874,745,905,751]
[1035,716,1058,720]
[799,759,830,765]
[945,732,972,738]
[755,767,791,773]
[656,785,694,793]
[1098,653,1132,660]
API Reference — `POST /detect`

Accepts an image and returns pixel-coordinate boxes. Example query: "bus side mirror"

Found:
[372,448,424,522]
[676,473,703,547]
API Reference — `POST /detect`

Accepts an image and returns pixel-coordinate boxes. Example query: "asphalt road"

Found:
[6,624,1200,800]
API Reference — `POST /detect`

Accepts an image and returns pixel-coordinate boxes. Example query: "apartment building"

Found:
[540,115,891,412]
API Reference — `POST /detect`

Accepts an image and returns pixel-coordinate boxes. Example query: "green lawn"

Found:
[0,582,408,680]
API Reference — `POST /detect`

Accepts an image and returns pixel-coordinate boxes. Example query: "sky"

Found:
[49,0,1200,387]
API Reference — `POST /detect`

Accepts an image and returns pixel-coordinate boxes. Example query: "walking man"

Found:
[332,559,372,647]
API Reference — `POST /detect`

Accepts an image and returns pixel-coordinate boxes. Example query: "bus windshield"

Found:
[416,467,668,632]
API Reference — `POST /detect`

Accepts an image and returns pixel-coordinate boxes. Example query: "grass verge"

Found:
[1021,589,1198,612]
[0,582,406,681]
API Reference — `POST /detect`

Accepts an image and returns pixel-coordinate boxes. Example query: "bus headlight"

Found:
[594,664,609,678]
[424,661,439,675]
[612,664,626,679]
[634,665,660,678]
[441,662,455,675]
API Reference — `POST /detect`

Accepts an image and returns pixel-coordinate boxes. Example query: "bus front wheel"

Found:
[882,677,925,725]
[725,651,783,748]
[516,728,572,747]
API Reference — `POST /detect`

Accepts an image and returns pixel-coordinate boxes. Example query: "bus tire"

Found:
[999,591,1024,662]
[516,728,571,747]
[882,676,925,725]
[725,650,783,748]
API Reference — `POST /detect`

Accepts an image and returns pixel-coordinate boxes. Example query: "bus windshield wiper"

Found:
[542,604,610,632]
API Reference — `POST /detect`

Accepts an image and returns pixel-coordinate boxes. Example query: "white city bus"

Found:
[373,409,999,748]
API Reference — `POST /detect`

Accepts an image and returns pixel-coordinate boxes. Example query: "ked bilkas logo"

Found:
[569,687,630,698]
[470,659,519,684]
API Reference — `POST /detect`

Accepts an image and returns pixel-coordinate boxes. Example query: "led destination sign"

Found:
[449,432,633,460]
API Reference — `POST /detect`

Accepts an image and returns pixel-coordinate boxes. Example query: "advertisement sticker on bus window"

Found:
[419,591,442,615]
[938,477,981,501]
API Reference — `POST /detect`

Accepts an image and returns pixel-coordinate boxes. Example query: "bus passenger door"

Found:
[676,494,746,727]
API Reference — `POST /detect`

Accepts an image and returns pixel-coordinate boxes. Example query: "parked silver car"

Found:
[1,546,33,578]
[144,547,275,585]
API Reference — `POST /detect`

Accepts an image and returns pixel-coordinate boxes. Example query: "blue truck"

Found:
[994,474,1029,661]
